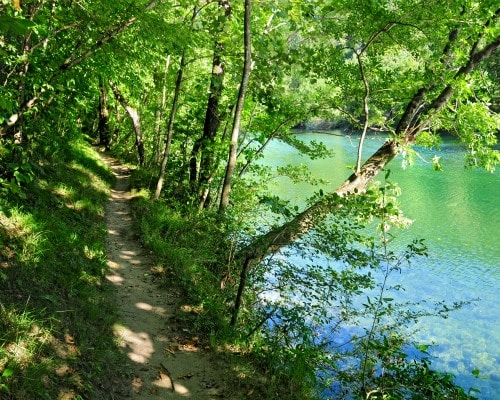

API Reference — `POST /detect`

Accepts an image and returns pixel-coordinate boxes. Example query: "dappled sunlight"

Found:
[101,155,243,399]
[113,323,154,364]
[136,301,167,316]
[53,183,76,199]
[119,249,141,260]
[152,374,190,395]
[110,190,132,201]
[106,271,124,284]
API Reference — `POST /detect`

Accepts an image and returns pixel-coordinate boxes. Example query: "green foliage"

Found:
[0,14,35,36]
[1,0,497,398]
[131,164,479,399]
[0,158,36,200]
[229,179,477,399]
[0,140,127,398]
[131,192,234,329]
[130,182,320,399]
[0,366,14,393]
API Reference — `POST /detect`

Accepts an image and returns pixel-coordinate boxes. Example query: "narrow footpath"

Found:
[102,155,230,399]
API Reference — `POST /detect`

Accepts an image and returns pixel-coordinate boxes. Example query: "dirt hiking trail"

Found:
[102,155,235,399]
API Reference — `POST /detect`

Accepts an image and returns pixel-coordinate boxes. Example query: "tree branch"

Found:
[234,10,500,285]
[0,1,159,136]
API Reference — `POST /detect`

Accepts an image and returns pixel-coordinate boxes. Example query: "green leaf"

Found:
[0,97,14,114]
[0,16,36,35]
[1,369,13,378]
[417,344,431,354]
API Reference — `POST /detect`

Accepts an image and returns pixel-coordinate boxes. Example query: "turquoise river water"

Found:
[260,132,499,399]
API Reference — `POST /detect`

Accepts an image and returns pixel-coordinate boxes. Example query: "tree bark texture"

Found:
[189,48,226,199]
[189,0,232,206]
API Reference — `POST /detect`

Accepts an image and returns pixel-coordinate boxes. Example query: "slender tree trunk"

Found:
[154,6,200,199]
[153,55,171,164]
[355,50,370,174]
[189,0,232,206]
[219,0,252,212]
[207,104,236,208]
[110,82,145,165]
[154,52,187,200]
[353,22,394,173]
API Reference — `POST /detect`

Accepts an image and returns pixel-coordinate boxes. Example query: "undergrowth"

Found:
[129,185,318,400]
[129,167,479,400]
[0,142,131,399]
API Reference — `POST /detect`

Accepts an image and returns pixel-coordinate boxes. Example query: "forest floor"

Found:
[102,155,244,399]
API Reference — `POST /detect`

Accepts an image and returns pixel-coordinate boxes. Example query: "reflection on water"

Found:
[261,133,499,398]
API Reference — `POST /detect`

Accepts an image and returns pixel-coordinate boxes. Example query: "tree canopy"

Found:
[1,0,499,397]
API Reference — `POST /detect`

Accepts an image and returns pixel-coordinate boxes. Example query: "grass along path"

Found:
[102,154,229,399]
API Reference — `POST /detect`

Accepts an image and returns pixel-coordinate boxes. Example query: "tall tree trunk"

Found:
[219,0,252,212]
[189,48,225,199]
[189,0,232,206]
[110,82,145,166]
[154,52,187,200]
[354,22,394,173]
[355,51,370,174]
[154,6,199,199]
[153,55,171,165]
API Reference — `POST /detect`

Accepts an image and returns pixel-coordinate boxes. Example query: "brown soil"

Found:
[102,155,243,399]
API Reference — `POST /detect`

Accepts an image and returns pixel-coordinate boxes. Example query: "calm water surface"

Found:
[261,132,499,399]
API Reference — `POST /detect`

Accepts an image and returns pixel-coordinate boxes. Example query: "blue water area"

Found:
[260,132,500,399]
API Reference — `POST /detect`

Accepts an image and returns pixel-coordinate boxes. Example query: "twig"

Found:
[159,362,175,392]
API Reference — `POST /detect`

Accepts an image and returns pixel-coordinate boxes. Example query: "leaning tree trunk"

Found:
[229,18,500,325]
[110,82,145,166]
